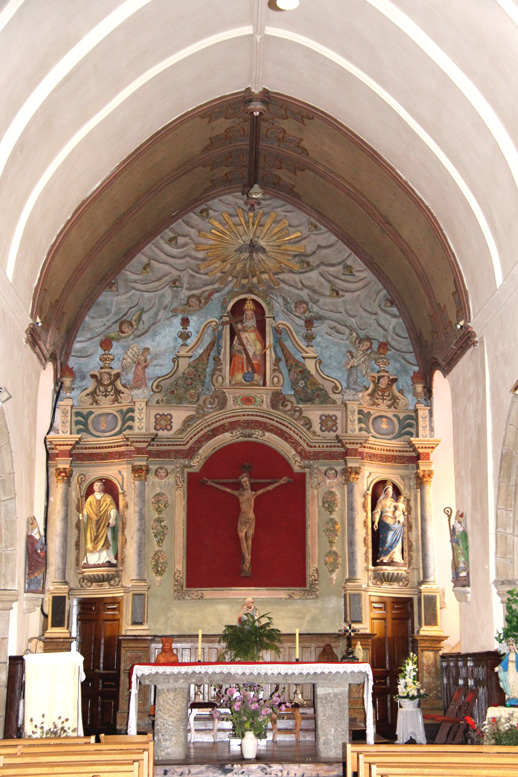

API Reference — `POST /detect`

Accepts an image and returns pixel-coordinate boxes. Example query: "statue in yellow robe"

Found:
[82,480,118,566]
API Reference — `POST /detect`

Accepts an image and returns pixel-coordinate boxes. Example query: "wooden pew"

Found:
[0,753,141,776]
[0,736,153,777]
[0,736,95,749]
[361,752,518,776]
[345,743,518,777]
[100,732,154,774]
[370,765,518,777]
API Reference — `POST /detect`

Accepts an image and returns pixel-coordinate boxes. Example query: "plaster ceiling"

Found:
[2,1,516,383]
[32,90,470,381]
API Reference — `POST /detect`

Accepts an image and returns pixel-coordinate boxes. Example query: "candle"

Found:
[295,628,299,660]
[198,629,202,661]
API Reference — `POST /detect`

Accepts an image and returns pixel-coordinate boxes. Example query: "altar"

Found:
[128,661,374,760]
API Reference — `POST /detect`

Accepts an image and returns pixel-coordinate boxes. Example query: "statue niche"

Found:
[226,297,268,387]
[371,480,407,567]
[76,476,120,568]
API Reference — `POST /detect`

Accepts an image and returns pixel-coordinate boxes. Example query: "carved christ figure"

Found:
[201,472,291,575]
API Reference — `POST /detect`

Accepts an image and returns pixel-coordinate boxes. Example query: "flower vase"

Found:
[241,730,258,759]
[400,698,419,709]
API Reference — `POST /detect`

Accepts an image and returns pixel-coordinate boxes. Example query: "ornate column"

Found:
[44,437,80,644]
[125,432,155,634]
[43,465,75,644]
[411,437,440,586]
[131,464,149,582]
[345,466,362,583]
[52,466,73,584]
[416,469,436,584]
[45,436,80,584]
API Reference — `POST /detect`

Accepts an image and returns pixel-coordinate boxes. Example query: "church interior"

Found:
[1,0,518,773]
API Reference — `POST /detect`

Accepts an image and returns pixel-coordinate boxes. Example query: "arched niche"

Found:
[370,479,404,568]
[186,440,305,587]
[172,426,320,600]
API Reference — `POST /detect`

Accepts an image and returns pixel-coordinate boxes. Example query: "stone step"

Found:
[155,763,342,777]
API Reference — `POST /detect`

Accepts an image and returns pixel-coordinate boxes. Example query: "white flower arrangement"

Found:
[394,652,426,700]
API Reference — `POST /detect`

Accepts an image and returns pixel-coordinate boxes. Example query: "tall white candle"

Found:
[295,628,299,659]
[198,629,202,661]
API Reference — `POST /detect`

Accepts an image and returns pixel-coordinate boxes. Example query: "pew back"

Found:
[0,736,153,777]
[345,743,518,777]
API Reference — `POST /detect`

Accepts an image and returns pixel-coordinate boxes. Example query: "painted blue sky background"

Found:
[70,193,418,404]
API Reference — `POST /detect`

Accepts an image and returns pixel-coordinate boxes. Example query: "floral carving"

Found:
[150,550,167,585]
[151,492,169,513]
[322,489,339,514]
[323,517,341,546]
[321,485,341,584]
[278,338,335,405]
[324,549,341,578]
[174,568,204,599]
[157,337,216,405]
[151,515,168,548]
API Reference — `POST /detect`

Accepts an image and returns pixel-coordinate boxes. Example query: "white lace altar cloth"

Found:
[128,661,374,745]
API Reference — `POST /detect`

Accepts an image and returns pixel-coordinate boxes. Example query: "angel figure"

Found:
[170,290,215,316]
[361,369,409,410]
[345,327,392,392]
[281,295,322,322]
[105,309,144,341]
[345,326,376,391]
[121,345,152,390]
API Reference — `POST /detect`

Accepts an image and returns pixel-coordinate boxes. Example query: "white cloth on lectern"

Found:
[396,706,426,744]
[23,652,85,736]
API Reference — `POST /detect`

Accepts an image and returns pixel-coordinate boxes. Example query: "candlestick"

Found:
[198,629,202,661]
[295,628,299,660]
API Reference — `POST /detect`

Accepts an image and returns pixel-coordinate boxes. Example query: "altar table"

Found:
[128,661,374,760]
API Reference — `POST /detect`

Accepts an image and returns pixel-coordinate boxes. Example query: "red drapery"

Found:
[186,441,306,588]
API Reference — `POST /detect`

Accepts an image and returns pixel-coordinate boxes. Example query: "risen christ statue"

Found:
[201,471,291,575]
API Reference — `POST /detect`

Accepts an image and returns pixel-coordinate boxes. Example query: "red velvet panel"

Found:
[186,441,306,589]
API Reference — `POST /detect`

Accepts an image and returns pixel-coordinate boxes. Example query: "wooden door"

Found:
[77,597,122,735]
[369,596,414,739]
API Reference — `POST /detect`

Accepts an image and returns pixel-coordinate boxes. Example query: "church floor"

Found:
[154,740,343,777]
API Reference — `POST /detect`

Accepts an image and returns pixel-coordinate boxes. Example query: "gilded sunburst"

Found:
[195,208,305,288]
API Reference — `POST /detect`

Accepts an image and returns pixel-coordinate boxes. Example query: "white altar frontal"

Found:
[129,661,374,760]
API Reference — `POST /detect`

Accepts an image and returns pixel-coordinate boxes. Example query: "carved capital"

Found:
[416,469,434,486]
[132,465,149,482]
[54,466,73,484]
[345,466,361,483]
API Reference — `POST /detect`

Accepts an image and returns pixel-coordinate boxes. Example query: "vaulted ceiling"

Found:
[2,1,516,385]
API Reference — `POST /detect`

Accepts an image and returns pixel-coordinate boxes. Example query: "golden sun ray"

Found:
[195,209,305,288]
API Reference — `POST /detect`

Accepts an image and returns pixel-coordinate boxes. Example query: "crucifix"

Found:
[339,622,361,662]
[201,463,292,576]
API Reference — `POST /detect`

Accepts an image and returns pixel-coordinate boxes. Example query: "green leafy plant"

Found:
[496,588,518,647]
[218,612,283,662]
